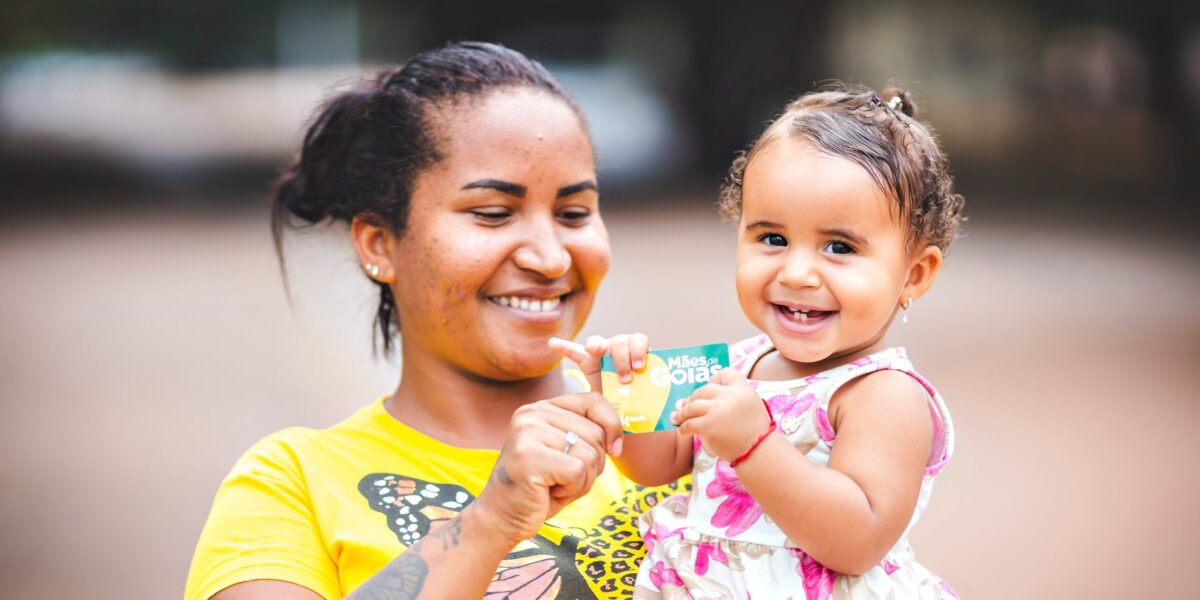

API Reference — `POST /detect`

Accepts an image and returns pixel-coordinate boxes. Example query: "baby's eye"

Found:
[760,233,788,247]
[470,209,513,225]
[824,240,855,255]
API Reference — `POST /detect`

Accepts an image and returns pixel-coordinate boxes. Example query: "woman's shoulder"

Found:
[225,426,323,480]
[230,400,386,470]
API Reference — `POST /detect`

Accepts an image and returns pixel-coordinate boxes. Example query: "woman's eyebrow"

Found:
[462,179,526,197]
[557,180,598,198]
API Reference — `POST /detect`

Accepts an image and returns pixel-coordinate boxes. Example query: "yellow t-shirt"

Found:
[185,398,688,599]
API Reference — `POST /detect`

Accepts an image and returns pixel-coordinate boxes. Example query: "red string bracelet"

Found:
[730,398,776,468]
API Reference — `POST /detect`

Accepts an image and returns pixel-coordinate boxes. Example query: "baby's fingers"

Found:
[584,335,610,356]
[608,336,633,383]
[629,333,649,371]
[608,333,649,384]
[669,395,700,426]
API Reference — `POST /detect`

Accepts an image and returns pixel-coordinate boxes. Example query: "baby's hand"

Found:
[549,333,650,393]
[671,368,770,463]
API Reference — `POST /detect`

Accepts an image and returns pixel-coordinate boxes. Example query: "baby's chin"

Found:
[772,341,836,365]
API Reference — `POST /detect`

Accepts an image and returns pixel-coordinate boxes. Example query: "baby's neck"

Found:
[750,338,889,381]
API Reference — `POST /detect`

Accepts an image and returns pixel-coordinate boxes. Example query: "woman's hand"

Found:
[472,391,624,545]
[671,368,771,462]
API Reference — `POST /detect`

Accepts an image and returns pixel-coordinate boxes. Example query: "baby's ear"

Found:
[903,244,943,301]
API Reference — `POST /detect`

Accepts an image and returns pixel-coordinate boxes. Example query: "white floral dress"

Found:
[633,336,959,599]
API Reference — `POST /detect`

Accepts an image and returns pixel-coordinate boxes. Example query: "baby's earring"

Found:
[364,263,381,278]
[901,297,913,324]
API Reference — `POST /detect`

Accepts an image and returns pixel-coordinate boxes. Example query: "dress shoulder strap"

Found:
[814,348,954,476]
[729,335,775,376]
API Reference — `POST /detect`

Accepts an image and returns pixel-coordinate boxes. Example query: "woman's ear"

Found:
[902,244,943,303]
[351,215,398,283]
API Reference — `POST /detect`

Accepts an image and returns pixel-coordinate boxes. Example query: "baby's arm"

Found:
[677,368,931,575]
[549,335,693,486]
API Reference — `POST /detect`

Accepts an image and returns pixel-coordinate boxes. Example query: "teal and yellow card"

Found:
[600,343,730,434]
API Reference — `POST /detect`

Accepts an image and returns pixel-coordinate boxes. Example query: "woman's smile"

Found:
[486,287,573,322]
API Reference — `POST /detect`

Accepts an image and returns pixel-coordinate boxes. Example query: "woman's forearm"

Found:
[347,503,515,599]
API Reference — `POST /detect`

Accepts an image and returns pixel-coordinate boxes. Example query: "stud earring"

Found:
[364,264,381,278]
[901,297,913,324]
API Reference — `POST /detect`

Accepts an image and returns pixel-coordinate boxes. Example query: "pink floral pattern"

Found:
[693,541,729,576]
[705,460,763,537]
[766,391,817,422]
[815,407,836,442]
[647,560,683,589]
[790,548,836,600]
[643,522,685,556]
[635,336,957,600]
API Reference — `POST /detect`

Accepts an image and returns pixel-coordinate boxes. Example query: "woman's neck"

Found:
[385,350,565,450]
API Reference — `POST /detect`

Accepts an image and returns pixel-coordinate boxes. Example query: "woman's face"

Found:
[389,87,609,381]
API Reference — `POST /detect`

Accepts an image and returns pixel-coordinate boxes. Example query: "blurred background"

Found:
[1,1,1198,598]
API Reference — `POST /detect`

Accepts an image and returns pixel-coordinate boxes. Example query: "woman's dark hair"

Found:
[271,41,584,355]
[719,84,965,253]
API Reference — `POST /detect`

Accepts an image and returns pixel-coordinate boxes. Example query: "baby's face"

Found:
[735,138,918,373]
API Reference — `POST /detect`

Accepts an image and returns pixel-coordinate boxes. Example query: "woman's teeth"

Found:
[493,296,562,312]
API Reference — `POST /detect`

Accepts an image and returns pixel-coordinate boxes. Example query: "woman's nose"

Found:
[513,222,572,278]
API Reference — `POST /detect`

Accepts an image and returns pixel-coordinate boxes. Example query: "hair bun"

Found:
[881,87,918,118]
[275,171,328,224]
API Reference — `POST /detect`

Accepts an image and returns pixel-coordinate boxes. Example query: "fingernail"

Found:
[621,374,632,384]
[611,437,623,456]
[633,360,644,370]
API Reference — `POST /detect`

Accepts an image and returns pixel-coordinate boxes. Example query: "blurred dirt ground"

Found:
[1,202,1198,599]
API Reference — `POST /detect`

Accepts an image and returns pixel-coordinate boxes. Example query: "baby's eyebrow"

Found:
[822,228,868,246]
[744,220,781,230]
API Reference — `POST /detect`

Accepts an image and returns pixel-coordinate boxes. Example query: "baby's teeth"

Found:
[544,298,560,310]
[529,300,542,312]
[519,299,530,310]
[799,311,808,322]
[497,297,511,307]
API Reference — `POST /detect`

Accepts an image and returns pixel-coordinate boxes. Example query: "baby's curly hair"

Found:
[718,84,965,252]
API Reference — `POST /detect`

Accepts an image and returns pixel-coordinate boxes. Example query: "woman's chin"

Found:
[480,346,562,382]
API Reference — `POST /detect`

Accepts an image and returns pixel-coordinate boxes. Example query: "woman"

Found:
[185,42,684,600]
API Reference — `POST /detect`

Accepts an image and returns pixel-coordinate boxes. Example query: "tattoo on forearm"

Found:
[430,517,463,551]
[350,551,428,600]
[494,466,514,485]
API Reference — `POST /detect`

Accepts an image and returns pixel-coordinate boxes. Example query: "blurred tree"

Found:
[1,0,280,70]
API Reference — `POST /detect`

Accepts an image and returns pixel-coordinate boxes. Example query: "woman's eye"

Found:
[760,233,787,247]
[824,240,855,255]
[557,208,591,225]
[470,209,512,224]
